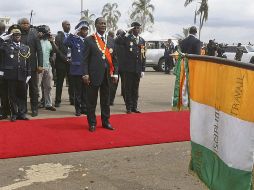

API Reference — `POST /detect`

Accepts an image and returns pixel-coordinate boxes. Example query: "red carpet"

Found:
[0,111,190,159]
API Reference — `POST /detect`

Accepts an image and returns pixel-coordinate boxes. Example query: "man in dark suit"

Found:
[54,20,74,107]
[18,18,43,117]
[0,25,31,122]
[82,17,118,132]
[164,38,175,74]
[180,26,201,55]
[0,22,10,120]
[115,22,146,114]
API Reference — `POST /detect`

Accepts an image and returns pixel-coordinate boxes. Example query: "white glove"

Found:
[0,33,12,41]
[26,76,31,83]
[0,71,4,76]
[141,72,145,78]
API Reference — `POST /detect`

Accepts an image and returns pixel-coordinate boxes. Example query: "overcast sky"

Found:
[0,0,254,44]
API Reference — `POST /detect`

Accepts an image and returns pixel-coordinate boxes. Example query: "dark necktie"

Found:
[101,36,105,43]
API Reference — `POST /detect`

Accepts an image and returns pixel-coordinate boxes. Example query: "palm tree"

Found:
[130,0,155,32]
[101,3,121,32]
[184,0,208,39]
[80,9,96,32]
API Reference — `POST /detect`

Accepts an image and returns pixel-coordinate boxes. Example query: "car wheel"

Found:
[158,58,165,72]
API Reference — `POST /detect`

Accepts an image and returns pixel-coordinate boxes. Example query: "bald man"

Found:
[18,18,43,117]
[54,20,74,107]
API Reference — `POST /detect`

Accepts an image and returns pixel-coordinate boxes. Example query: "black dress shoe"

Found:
[102,123,115,130]
[89,125,96,132]
[0,115,8,120]
[75,111,81,116]
[31,110,38,117]
[131,109,141,113]
[46,106,56,111]
[18,116,29,120]
[10,116,17,122]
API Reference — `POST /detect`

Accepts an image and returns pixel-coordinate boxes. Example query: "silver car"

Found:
[145,40,168,72]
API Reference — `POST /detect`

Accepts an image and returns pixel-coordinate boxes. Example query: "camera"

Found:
[36,25,51,38]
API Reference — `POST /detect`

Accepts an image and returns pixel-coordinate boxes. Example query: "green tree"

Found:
[130,0,155,32]
[80,9,96,31]
[101,3,121,32]
[184,0,208,39]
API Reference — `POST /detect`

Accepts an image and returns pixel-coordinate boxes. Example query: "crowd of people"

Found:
[0,17,146,132]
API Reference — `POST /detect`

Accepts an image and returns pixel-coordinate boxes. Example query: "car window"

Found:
[146,41,158,49]
[225,46,237,53]
[246,46,254,52]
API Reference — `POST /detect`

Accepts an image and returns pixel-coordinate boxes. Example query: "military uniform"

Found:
[64,32,87,115]
[115,22,146,113]
[0,31,10,119]
[0,25,31,121]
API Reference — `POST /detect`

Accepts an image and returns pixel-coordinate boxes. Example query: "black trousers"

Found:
[55,67,74,104]
[8,79,27,117]
[71,75,87,113]
[124,72,140,110]
[0,78,10,116]
[119,71,126,102]
[27,70,39,111]
[165,57,174,73]
[86,70,110,126]
[109,75,119,104]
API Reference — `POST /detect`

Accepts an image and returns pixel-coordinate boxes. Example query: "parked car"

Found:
[223,45,254,63]
[145,40,167,71]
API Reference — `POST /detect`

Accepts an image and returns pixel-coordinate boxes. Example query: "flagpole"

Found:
[81,0,83,17]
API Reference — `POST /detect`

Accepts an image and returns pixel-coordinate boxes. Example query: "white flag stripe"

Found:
[190,100,254,172]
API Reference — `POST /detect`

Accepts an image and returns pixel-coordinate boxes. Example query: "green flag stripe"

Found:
[190,141,253,190]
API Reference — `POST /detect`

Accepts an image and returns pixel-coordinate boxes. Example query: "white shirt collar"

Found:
[96,32,106,39]
[64,32,70,37]
[189,34,197,38]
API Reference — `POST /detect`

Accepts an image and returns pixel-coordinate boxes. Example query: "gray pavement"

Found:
[0,69,206,190]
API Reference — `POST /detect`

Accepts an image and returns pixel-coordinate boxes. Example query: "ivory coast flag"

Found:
[188,56,254,190]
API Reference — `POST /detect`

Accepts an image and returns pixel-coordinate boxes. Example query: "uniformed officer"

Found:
[0,25,31,121]
[64,21,89,116]
[0,22,10,120]
[115,21,146,114]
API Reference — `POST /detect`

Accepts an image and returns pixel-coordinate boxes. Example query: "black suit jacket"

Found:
[115,34,146,74]
[0,40,31,81]
[20,28,43,71]
[55,31,69,70]
[82,35,118,86]
[180,35,201,55]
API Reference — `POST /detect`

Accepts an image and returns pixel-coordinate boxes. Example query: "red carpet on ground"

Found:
[0,111,190,159]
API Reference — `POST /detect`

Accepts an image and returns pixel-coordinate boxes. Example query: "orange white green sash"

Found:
[93,33,114,75]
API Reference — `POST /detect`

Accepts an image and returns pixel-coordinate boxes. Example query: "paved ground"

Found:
[0,69,206,190]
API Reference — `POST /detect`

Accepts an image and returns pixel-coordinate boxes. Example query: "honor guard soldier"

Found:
[115,21,146,114]
[0,25,31,122]
[0,22,10,120]
[64,21,89,116]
